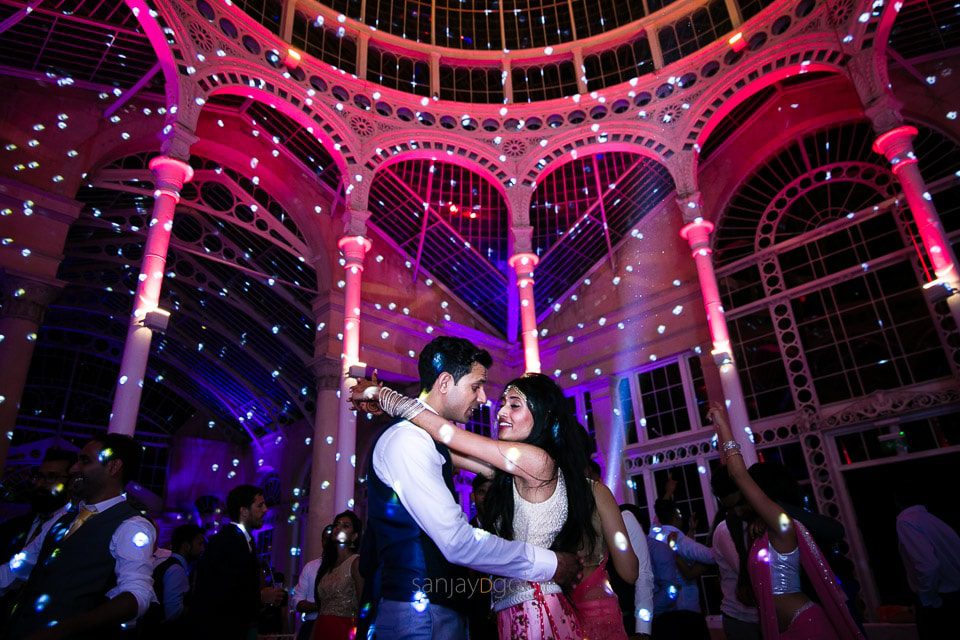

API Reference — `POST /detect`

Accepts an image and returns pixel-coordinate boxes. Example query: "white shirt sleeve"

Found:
[292,558,320,609]
[897,516,942,607]
[107,516,157,618]
[678,531,715,565]
[162,562,189,621]
[622,511,654,635]
[373,424,557,581]
[712,521,739,571]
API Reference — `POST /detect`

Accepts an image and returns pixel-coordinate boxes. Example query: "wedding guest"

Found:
[895,486,960,639]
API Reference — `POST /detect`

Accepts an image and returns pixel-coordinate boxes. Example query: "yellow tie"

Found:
[65,507,96,538]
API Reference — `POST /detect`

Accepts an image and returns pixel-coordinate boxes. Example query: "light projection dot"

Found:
[35,594,50,611]
[132,531,150,547]
[613,531,628,551]
[779,513,791,532]
[438,423,456,443]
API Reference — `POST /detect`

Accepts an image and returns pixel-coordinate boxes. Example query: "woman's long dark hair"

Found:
[318,510,363,579]
[482,373,598,556]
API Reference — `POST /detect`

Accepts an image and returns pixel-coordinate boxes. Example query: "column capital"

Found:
[341,207,371,238]
[509,224,534,254]
[338,234,371,269]
[676,190,703,223]
[872,125,919,174]
[0,272,63,323]
[508,252,539,283]
[679,218,715,256]
[310,355,344,390]
[159,122,198,162]
[148,156,194,199]
[863,94,905,136]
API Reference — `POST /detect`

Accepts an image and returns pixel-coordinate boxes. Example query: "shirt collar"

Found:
[234,522,253,544]
[79,494,126,513]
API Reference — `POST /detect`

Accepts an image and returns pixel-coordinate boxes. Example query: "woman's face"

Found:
[332,516,357,545]
[496,387,535,442]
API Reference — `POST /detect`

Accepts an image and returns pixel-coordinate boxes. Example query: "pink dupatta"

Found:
[747,521,864,640]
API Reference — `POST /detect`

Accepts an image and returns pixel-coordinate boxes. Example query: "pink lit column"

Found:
[679,194,757,465]
[108,156,194,435]
[0,275,62,472]
[508,253,542,373]
[307,356,341,560]
[334,234,371,512]
[873,125,960,327]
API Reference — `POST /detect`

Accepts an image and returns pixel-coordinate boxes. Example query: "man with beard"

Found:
[0,434,156,639]
[0,449,76,562]
[191,484,285,640]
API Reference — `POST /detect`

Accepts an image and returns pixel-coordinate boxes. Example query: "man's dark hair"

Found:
[42,448,77,468]
[710,464,739,499]
[587,460,602,478]
[654,498,679,526]
[472,473,491,492]
[172,524,204,552]
[90,434,143,484]
[417,336,492,394]
[227,484,263,521]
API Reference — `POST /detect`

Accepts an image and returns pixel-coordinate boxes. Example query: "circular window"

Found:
[219,18,238,39]
[242,35,261,55]
[196,0,215,20]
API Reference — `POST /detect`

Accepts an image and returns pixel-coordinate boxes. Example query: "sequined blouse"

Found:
[492,471,568,611]
[315,554,359,618]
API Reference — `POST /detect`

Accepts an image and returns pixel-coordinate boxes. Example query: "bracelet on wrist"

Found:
[720,439,741,453]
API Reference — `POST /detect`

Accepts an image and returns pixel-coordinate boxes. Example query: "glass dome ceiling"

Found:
[282,0,656,51]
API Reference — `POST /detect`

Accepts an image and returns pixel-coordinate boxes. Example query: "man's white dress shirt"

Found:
[897,505,960,607]
[621,509,655,634]
[713,520,759,623]
[292,557,321,621]
[372,412,557,582]
[0,494,156,618]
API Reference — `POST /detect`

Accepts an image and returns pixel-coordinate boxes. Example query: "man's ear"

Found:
[106,458,124,482]
[436,371,453,393]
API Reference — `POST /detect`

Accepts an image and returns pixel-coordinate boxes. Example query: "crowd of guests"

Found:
[0,334,957,639]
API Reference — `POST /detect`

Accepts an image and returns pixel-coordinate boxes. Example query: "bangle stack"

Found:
[720,439,742,462]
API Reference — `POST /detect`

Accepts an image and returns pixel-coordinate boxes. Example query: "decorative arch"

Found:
[125,0,183,116]
[520,129,678,188]
[199,76,355,173]
[683,38,851,162]
[528,147,676,313]
[362,135,512,192]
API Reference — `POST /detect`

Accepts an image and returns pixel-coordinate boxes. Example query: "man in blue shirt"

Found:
[648,499,714,639]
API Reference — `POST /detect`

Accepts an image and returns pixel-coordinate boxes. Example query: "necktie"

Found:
[64,507,95,539]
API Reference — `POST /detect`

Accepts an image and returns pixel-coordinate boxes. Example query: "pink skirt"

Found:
[496,584,584,640]
[780,602,840,640]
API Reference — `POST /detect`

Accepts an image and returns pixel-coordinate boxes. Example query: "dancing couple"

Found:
[352,336,639,640]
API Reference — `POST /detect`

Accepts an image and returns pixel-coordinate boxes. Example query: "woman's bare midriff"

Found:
[774,592,812,632]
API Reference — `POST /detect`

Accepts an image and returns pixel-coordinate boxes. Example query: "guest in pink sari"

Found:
[570,471,639,640]
[708,403,864,640]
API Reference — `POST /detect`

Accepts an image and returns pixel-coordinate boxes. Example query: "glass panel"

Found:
[637,362,691,439]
